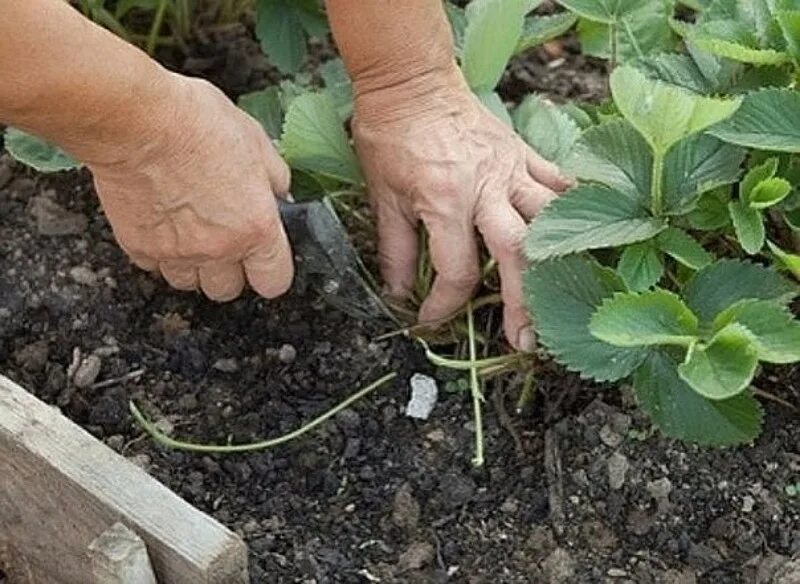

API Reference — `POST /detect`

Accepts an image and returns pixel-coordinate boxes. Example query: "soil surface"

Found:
[1,27,799,584]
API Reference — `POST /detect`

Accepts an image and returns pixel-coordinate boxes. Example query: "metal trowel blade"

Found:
[277,198,389,321]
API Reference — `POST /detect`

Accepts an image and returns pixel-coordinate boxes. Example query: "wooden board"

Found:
[0,374,249,584]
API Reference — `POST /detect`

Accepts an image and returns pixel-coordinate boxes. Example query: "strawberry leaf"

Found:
[714,299,800,363]
[728,200,765,254]
[4,128,79,173]
[616,241,664,291]
[656,227,714,269]
[710,89,800,152]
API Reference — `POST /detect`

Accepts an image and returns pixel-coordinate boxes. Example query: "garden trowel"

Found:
[277,197,389,321]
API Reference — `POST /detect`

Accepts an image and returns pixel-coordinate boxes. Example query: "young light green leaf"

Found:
[562,119,652,203]
[4,128,80,173]
[710,89,800,152]
[687,188,731,230]
[589,289,699,348]
[729,200,765,254]
[616,242,664,291]
[446,2,468,54]
[476,90,513,126]
[741,157,779,201]
[776,9,800,57]
[633,53,717,94]
[767,240,800,280]
[690,34,789,65]
[634,351,763,446]
[748,177,792,209]
[280,92,363,185]
[662,133,746,213]
[513,95,581,164]
[683,259,798,323]
[515,12,578,54]
[656,227,713,269]
[525,255,649,381]
[714,299,800,363]
[556,0,648,24]
[524,185,667,261]
[462,0,527,90]
[677,323,759,400]
[238,87,284,139]
[611,66,742,155]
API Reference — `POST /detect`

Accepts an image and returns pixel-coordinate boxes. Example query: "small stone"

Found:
[13,340,49,372]
[608,568,628,577]
[30,194,87,236]
[69,265,98,286]
[541,548,576,583]
[73,354,102,388]
[177,393,199,410]
[127,454,151,471]
[608,452,629,490]
[392,483,420,532]
[426,429,446,443]
[774,559,800,584]
[599,424,623,447]
[398,542,434,571]
[626,509,654,536]
[662,568,697,584]
[501,497,519,514]
[278,344,297,364]
[756,553,790,584]
[105,435,125,451]
[742,495,755,513]
[406,373,438,420]
[647,477,673,500]
[212,358,239,373]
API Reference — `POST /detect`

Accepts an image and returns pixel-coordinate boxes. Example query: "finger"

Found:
[476,203,534,352]
[243,225,294,299]
[262,142,291,196]
[511,181,558,221]
[373,189,418,299]
[526,149,573,192]
[160,261,199,291]
[418,216,480,324]
[127,252,159,272]
[199,261,246,302]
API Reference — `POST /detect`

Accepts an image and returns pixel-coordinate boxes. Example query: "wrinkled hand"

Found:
[89,74,293,301]
[354,79,571,351]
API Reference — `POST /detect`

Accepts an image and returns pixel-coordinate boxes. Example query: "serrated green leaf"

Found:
[319,58,353,121]
[711,89,800,152]
[476,90,513,126]
[590,289,699,347]
[634,351,763,445]
[714,299,800,363]
[577,0,677,63]
[524,185,667,261]
[515,12,577,53]
[513,95,580,163]
[634,53,716,94]
[767,240,800,280]
[776,9,800,57]
[741,156,779,201]
[617,242,664,291]
[610,65,742,154]
[688,188,732,230]
[662,133,746,213]
[684,19,790,65]
[556,0,648,24]
[683,259,798,323]
[3,128,80,172]
[255,0,310,74]
[656,227,713,269]
[525,255,649,381]
[294,0,328,38]
[729,200,765,254]
[749,177,792,209]
[559,103,595,129]
[678,323,759,400]
[462,0,527,90]
[238,87,284,139]
[280,92,362,185]
[563,119,652,203]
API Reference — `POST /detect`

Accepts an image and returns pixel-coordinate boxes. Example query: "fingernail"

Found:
[517,326,537,353]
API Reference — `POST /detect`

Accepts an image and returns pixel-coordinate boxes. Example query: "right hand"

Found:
[88,74,294,302]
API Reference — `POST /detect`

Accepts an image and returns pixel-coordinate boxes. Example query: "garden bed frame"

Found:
[0,374,249,584]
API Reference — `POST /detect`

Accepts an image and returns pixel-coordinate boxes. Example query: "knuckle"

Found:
[440,266,480,289]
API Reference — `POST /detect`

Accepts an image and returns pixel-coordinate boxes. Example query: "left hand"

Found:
[352,72,572,351]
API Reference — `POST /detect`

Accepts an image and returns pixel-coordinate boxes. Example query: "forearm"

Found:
[0,0,174,166]
[324,0,469,124]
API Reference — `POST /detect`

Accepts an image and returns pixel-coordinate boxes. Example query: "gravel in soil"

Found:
[1,32,799,584]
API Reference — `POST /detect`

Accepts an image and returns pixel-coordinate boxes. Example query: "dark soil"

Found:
[1,27,799,584]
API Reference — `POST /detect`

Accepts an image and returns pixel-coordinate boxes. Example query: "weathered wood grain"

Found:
[0,374,248,584]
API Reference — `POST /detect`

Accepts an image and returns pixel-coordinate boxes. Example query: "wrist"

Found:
[352,62,473,126]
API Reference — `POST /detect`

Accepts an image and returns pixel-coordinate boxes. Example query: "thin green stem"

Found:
[466,301,484,467]
[651,150,665,216]
[515,370,537,414]
[146,0,170,56]
[609,22,618,71]
[418,338,521,371]
[129,372,397,453]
